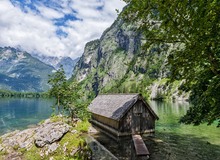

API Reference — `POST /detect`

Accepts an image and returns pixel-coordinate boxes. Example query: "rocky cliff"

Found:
[72,16,189,100]
[73,18,143,95]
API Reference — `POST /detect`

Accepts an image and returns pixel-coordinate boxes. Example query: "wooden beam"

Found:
[132,134,150,156]
[90,119,131,137]
[90,119,155,137]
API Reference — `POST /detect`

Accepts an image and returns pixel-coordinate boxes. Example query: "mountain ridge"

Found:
[0,47,54,92]
[32,54,80,79]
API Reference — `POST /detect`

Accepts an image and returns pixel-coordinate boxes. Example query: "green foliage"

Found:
[49,115,64,123]
[48,66,90,120]
[75,121,90,133]
[73,140,92,160]
[12,145,20,151]
[122,0,220,126]
[0,150,8,157]
[48,66,68,113]
[180,69,220,127]
[0,89,49,98]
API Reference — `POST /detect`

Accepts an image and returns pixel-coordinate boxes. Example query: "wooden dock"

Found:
[132,135,149,156]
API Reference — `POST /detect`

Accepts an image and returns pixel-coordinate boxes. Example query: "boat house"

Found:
[88,94,159,138]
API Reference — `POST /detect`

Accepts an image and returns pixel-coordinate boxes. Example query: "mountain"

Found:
[0,47,55,92]
[72,16,189,100]
[57,57,80,79]
[33,55,79,79]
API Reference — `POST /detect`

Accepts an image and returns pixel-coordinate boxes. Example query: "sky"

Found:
[0,0,126,59]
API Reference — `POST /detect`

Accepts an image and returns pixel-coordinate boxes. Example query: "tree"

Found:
[48,66,68,114]
[48,66,89,120]
[122,0,220,126]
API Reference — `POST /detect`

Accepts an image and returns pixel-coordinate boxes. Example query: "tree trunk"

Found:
[57,95,60,114]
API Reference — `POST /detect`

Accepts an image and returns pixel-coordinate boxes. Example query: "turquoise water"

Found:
[149,101,220,160]
[94,101,220,160]
[0,98,54,135]
[1,98,219,159]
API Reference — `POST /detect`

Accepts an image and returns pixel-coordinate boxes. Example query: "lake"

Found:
[0,98,220,159]
[93,101,220,160]
[0,98,54,135]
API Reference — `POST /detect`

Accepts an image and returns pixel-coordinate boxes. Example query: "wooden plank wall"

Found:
[92,113,119,129]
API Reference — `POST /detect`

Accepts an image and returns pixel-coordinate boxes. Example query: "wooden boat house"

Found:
[88,94,159,138]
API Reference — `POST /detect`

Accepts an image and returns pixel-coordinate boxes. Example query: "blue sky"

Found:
[0,0,125,59]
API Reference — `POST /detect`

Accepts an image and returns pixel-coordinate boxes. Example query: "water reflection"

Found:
[91,101,220,160]
[0,98,54,135]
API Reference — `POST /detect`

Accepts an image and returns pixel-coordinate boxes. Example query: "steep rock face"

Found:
[74,40,100,82]
[57,57,79,79]
[73,17,188,100]
[0,47,54,92]
[73,19,144,95]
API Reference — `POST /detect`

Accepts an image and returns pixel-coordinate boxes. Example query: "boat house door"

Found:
[132,103,143,134]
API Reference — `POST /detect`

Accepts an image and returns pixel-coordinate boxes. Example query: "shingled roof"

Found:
[88,94,159,121]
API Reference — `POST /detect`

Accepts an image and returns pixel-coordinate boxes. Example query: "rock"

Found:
[63,142,68,153]
[71,130,77,134]
[88,126,98,134]
[0,144,3,151]
[4,152,22,160]
[73,18,142,95]
[35,122,70,147]
[1,130,20,140]
[45,143,59,155]
[149,80,190,101]
[43,118,51,124]
[70,148,78,156]
[49,157,54,160]
[1,128,35,151]
[72,118,81,123]
[40,150,45,157]
[0,117,73,160]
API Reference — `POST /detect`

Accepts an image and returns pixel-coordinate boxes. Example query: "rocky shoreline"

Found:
[0,116,85,160]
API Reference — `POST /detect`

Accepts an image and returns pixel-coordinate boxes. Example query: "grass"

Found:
[50,115,64,123]
[23,146,42,160]
[75,121,90,133]
[0,150,8,157]
[22,119,91,160]
[12,145,19,151]
[158,78,169,85]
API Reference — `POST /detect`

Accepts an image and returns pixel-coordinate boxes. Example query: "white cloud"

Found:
[37,5,64,19]
[0,0,126,59]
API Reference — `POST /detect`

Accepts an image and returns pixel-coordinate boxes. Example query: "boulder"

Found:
[34,122,69,147]
[1,128,35,150]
